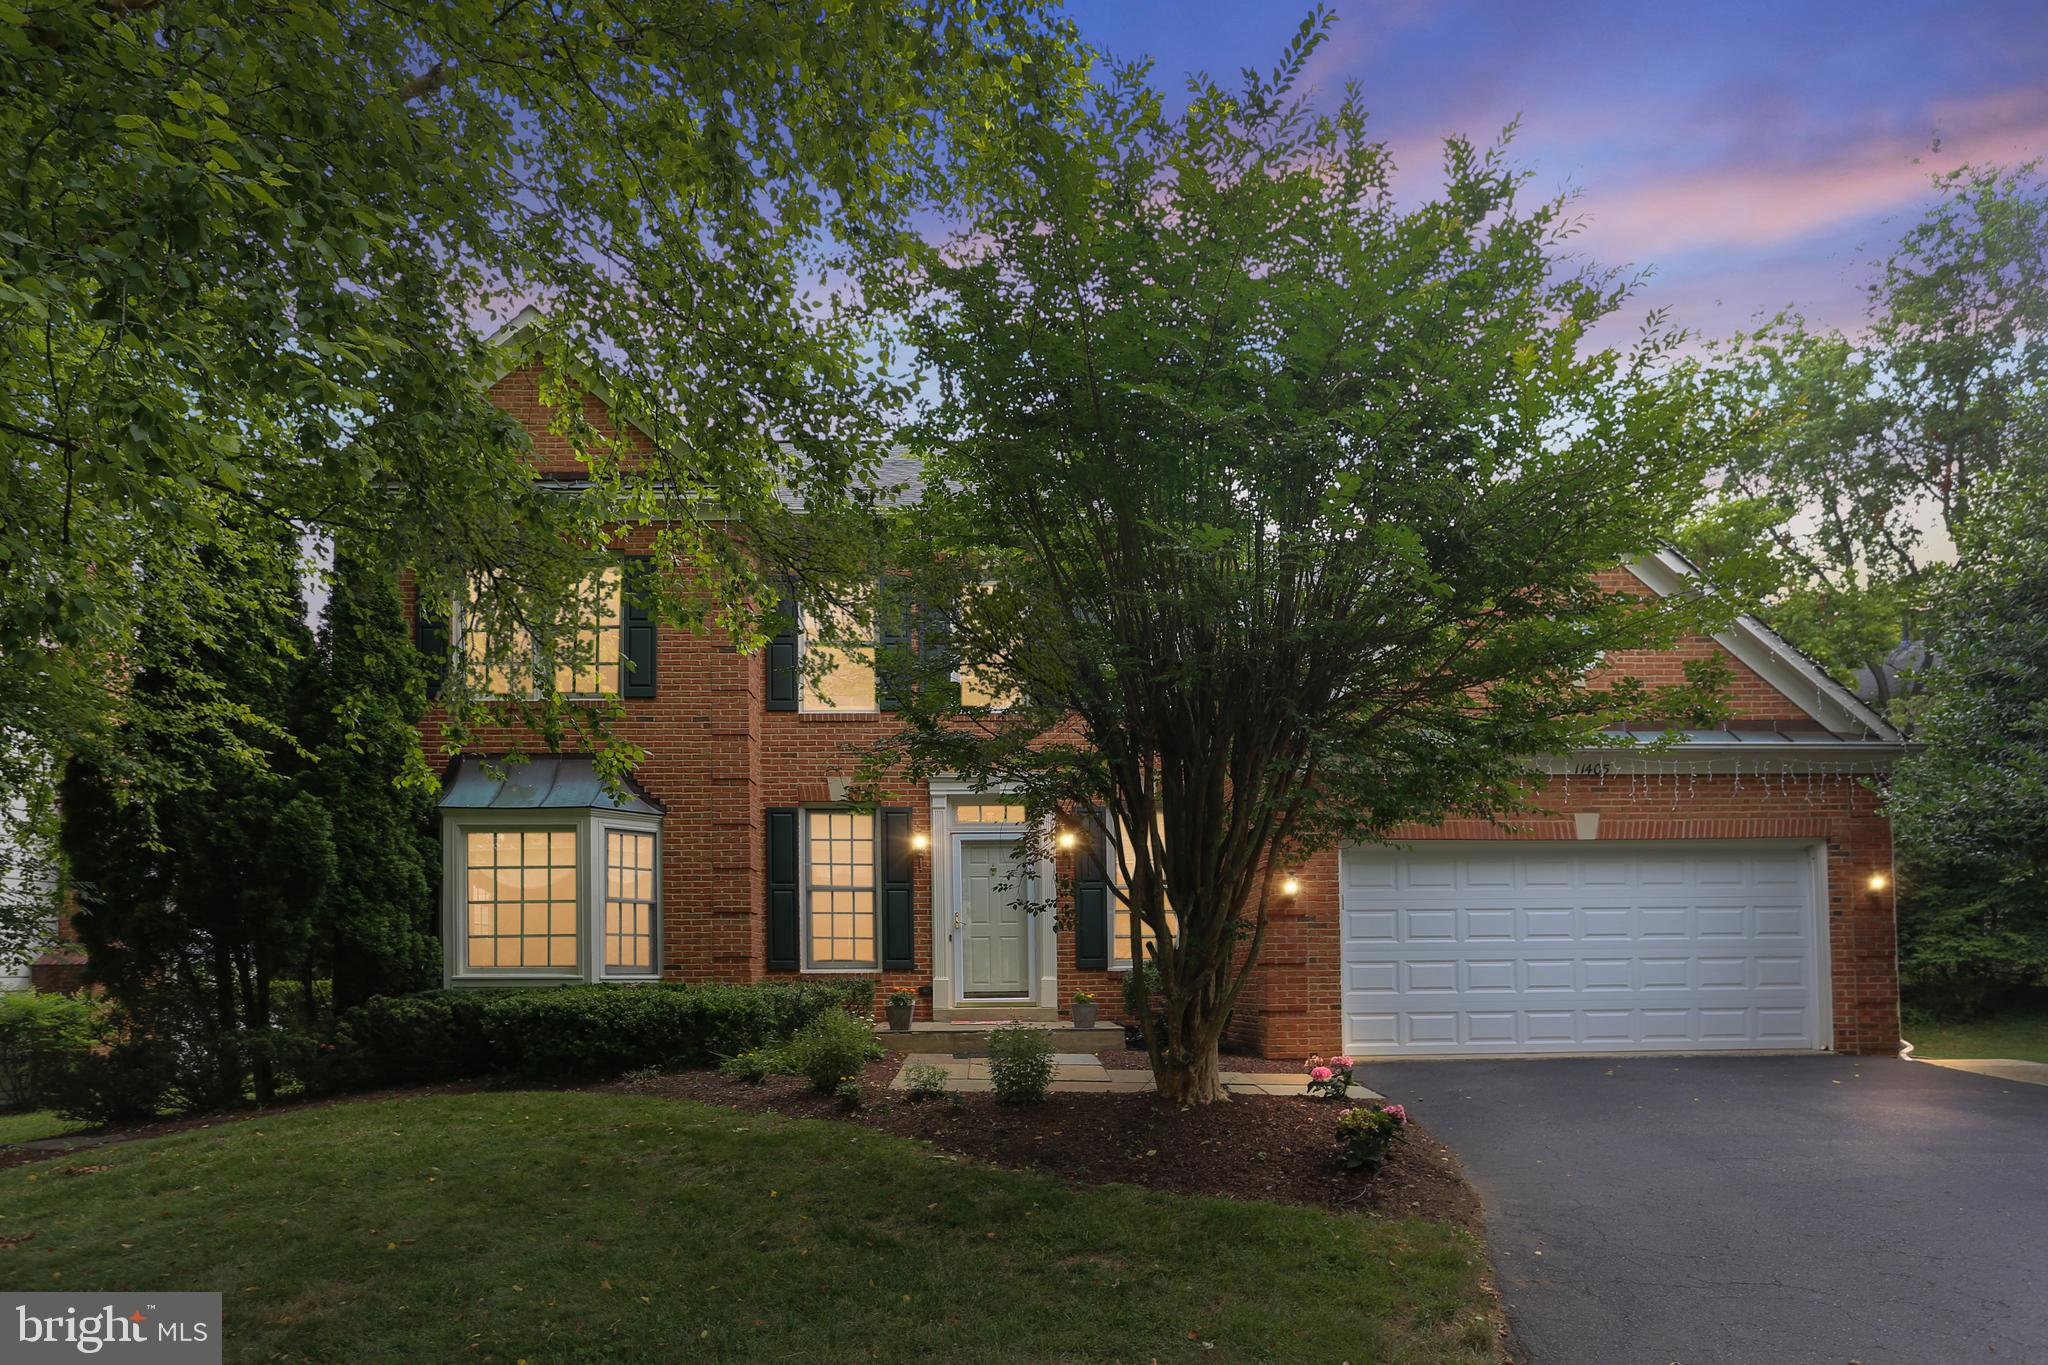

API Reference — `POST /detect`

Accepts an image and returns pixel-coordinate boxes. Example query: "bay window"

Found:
[439,756,664,985]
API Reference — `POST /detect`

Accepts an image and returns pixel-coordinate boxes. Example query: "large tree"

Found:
[60,514,334,1104]
[1886,473,2048,1014]
[2,0,1085,812]
[865,24,1723,1103]
[1679,161,2048,704]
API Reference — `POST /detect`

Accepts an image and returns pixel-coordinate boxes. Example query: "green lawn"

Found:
[0,1109,87,1144]
[1907,1012,2048,1063]
[0,1091,1499,1363]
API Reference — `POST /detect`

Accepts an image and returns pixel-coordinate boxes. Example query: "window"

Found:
[555,565,623,697]
[605,828,656,972]
[464,829,579,970]
[1110,814,1180,969]
[957,583,1019,709]
[955,801,1027,825]
[463,565,625,698]
[800,601,878,712]
[804,810,876,968]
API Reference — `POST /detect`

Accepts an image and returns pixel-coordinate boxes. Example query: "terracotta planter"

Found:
[885,1001,913,1032]
[1071,1000,1098,1030]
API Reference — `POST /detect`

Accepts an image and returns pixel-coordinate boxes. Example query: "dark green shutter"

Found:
[413,593,451,700]
[918,592,961,708]
[765,589,799,712]
[880,807,915,970]
[621,555,658,698]
[766,808,800,970]
[875,577,912,712]
[1074,806,1110,970]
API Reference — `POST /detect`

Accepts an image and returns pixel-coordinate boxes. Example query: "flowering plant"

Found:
[1303,1052,1356,1101]
[1335,1103,1407,1174]
[1071,990,1095,1003]
[886,985,916,1007]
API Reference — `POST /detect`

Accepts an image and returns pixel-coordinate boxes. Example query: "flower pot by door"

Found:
[886,1002,913,1032]
[1071,1001,1098,1030]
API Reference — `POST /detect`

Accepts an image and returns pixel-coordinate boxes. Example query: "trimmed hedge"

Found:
[336,979,875,1085]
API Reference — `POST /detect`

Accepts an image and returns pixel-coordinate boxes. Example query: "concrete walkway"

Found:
[888,1053,1382,1099]
[1914,1056,2048,1087]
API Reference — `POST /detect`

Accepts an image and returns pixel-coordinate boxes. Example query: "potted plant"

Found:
[885,985,916,1032]
[1070,990,1097,1030]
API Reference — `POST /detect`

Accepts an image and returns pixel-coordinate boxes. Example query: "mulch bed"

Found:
[614,1062,1483,1232]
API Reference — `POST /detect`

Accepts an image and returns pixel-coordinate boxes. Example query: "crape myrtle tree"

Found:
[3,0,1088,815]
[862,20,1727,1104]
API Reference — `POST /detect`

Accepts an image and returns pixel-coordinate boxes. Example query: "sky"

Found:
[1064,0,2048,344]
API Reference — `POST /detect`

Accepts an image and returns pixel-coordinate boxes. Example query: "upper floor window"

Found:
[462,564,627,699]
[800,600,878,712]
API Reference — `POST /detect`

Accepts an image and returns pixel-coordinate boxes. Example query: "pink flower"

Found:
[1310,1066,1334,1082]
[1384,1103,1407,1122]
[1332,1055,1353,1068]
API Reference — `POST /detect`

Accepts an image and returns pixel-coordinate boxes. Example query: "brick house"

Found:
[415,352,1907,1060]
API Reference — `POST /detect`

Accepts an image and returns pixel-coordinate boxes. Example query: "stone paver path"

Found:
[889,1053,1382,1099]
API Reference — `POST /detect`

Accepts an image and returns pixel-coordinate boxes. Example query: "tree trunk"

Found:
[1151,1038,1224,1104]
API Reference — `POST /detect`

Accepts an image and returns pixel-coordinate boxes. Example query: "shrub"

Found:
[1335,1103,1407,1174]
[0,992,105,1109]
[834,1077,863,1109]
[718,1048,782,1084]
[47,1038,179,1127]
[781,1008,883,1094]
[336,990,495,1083]
[987,1024,1054,1104]
[1302,1052,1356,1101]
[900,1062,949,1102]
[485,981,869,1080]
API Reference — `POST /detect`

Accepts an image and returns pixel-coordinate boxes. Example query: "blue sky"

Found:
[1065,0,2048,340]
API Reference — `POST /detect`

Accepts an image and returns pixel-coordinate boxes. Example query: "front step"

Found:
[877,1021,1126,1055]
[934,1004,1061,1024]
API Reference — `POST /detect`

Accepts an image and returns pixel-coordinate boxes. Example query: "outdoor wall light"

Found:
[1868,871,1888,892]
[910,831,930,853]
[1056,828,1079,851]
[1280,875,1302,897]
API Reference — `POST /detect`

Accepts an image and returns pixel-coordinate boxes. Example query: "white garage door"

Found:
[1340,844,1822,1055]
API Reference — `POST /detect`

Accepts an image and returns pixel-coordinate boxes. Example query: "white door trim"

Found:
[926,778,1057,1011]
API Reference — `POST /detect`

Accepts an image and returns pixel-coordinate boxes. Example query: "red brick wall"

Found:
[410,370,1900,1054]
[1234,772,1899,1059]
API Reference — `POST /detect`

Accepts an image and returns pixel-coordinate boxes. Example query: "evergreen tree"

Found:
[300,549,442,1010]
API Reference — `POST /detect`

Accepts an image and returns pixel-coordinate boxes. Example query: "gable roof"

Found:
[1623,548,1905,743]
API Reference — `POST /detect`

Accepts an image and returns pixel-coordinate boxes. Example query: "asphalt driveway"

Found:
[1380,1054,2048,1365]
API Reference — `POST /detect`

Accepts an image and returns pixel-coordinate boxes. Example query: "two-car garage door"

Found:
[1340,844,1823,1056]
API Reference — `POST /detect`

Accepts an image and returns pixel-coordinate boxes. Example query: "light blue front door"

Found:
[960,840,1030,997]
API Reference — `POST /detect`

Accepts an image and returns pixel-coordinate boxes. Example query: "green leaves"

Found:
[2,0,1084,802]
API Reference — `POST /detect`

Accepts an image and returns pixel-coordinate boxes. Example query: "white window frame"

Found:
[441,807,662,986]
[453,564,629,702]
[799,807,882,972]
[598,818,661,978]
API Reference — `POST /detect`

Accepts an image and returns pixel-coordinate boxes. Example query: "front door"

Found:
[959,839,1031,998]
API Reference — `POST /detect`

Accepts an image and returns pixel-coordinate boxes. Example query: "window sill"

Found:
[794,711,885,724]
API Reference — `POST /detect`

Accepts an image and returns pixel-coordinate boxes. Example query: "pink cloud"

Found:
[1572,89,2048,262]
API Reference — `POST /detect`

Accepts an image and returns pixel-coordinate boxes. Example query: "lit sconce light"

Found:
[910,832,930,853]
[1868,871,1888,892]
[1056,829,1078,851]
[1281,874,1301,898]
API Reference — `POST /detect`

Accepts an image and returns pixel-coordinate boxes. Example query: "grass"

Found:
[0,1109,88,1144]
[1906,1011,2048,1064]
[0,1090,1499,1364]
